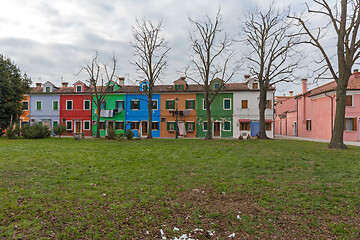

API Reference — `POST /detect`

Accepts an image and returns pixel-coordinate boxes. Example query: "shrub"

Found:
[126,129,134,140]
[6,126,16,139]
[53,124,66,138]
[115,132,126,141]
[21,123,51,139]
[107,128,116,140]
[14,124,21,137]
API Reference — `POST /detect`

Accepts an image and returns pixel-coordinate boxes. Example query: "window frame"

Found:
[203,121,208,131]
[66,100,73,110]
[252,83,258,89]
[36,101,42,111]
[83,120,90,130]
[45,86,51,93]
[167,121,175,131]
[240,122,250,131]
[115,121,124,130]
[344,117,357,131]
[151,100,158,110]
[265,122,272,131]
[345,95,353,107]
[241,100,248,109]
[76,85,82,92]
[22,101,29,111]
[223,98,232,110]
[53,121,58,128]
[115,100,124,110]
[306,119,311,131]
[131,121,139,130]
[186,121,195,132]
[52,100,59,111]
[223,121,231,131]
[130,100,140,110]
[266,100,272,109]
[66,120,72,130]
[152,121,159,130]
[185,99,195,110]
[99,121,105,130]
[165,100,175,110]
[84,100,91,110]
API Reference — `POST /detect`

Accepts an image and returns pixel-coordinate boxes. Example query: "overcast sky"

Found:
[0,0,339,95]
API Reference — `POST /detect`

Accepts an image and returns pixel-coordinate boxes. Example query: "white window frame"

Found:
[66,120,72,130]
[131,100,140,110]
[168,121,175,131]
[83,120,91,130]
[76,85,82,92]
[66,100,73,110]
[203,99,206,110]
[36,101,42,111]
[152,121,159,130]
[186,121,195,132]
[83,100,91,110]
[223,121,231,131]
[52,100,59,110]
[151,99,158,110]
[223,98,232,110]
[115,100,124,110]
[45,86,51,93]
[186,99,195,110]
[203,121,208,131]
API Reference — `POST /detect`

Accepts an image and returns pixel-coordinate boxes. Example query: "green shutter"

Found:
[185,100,188,109]
[192,122,195,131]
[37,101,41,110]
[185,122,188,131]
[167,122,170,131]
[53,121,58,127]
[172,100,175,109]
[175,85,178,91]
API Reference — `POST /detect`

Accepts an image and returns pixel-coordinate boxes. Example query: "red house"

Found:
[59,81,92,136]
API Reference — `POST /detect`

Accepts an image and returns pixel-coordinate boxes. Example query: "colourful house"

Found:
[274,70,360,141]
[19,95,30,127]
[59,81,92,136]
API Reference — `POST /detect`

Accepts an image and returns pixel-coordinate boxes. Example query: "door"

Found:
[141,121,148,137]
[75,121,81,133]
[108,121,114,130]
[293,121,297,136]
[214,122,221,137]
[250,121,259,137]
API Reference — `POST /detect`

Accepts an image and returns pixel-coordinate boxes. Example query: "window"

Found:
[167,122,175,131]
[22,101,29,110]
[151,100,158,110]
[203,121,208,131]
[166,100,175,110]
[344,118,357,131]
[224,121,231,131]
[252,83,258,89]
[84,121,90,130]
[306,120,311,131]
[53,101,59,110]
[240,122,250,130]
[46,87,50,92]
[36,101,42,110]
[265,122,272,131]
[100,101,106,110]
[99,121,105,130]
[142,84,148,92]
[214,83,221,89]
[152,122,159,130]
[241,100,248,109]
[346,95,353,107]
[66,120,72,130]
[223,99,231,110]
[115,100,124,110]
[186,100,195,109]
[66,100,73,110]
[266,100,272,109]
[175,85,184,91]
[203,99,207,110]
[131,121,139,130]
[84,100,90,110]
[76,85,82,92]
[131,100,140,110]
[186,122,195,132]
[115,121,124,130]
[53,121,58,128]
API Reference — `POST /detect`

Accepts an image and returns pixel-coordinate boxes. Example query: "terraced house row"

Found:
[19,76,275,138]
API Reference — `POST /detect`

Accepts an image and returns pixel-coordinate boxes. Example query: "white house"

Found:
[232,76,275,138]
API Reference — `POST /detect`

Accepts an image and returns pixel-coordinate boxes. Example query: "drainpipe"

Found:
[296,98,299,137]
[325,92,334,134]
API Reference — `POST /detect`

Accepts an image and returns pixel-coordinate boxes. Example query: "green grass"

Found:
[1,137,360,239]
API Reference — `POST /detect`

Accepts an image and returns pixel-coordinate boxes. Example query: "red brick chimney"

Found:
[36,83,42,87]
[302,79,307,94]
[289,91,293,97]
[62,82,68,87]
[118,77,125,86]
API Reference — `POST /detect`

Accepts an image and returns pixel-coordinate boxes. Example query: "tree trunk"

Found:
[258,86,269,139]
[96,107,101,138]
[328,77,350,149]
[147,90,153,139]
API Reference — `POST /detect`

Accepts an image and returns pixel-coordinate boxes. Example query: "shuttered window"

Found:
[344,118,357,131]
[36,101,42,110]
[167,122,175,131]
[152,122,159,130]
[186,122,195,131]
[115,121,124,130]
[185,100,195,109]
[53,101,59,110]
[241,100,248,109]
[166,100,175,110]
[266,100,272,109]
[240,122,250,130]
[346,95,353,106]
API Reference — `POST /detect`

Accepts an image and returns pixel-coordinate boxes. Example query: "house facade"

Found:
[274,71,360,141]
[60,81,92,136]
[19,95,30,127]
[29,82,60,132]
[233,76,275,138]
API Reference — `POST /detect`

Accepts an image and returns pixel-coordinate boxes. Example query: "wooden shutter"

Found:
[353,118,357,131]
[346,95,352,106]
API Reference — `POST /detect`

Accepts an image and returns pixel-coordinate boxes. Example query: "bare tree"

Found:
[131,18,170,139]
[80,52,117,138]
[243,5,301,139]
[290,0,360,149]
[186,10,239,140]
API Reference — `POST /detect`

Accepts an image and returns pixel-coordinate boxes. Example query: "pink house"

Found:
[275,70,360,141]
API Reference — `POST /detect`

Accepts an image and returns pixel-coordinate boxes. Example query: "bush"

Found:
[21,123,51,139]
[126,129,134,140]
[107,128,116,140]
[53,124,66,138]
[6,126,16,139]
[115,132,126,141]
[14,124,21,137]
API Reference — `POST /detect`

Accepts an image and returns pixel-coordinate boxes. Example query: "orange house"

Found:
[19,95,30,126]
[159,77,197,138]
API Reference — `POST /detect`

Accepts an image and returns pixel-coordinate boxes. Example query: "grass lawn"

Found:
[0,137,360,239]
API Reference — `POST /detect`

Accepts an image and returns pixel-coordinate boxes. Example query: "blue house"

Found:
[124,81,161,137]
[29,81,60,132]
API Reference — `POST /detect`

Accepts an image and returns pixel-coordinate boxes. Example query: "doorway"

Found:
[107,121,114,130]
[214,122,221,137]
[141,121,148,137]
[75,121,81,133]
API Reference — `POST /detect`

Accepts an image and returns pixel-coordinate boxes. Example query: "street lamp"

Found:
[175,97,179,139]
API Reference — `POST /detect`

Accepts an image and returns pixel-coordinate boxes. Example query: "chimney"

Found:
[289,91,293,97]
[180,76,186,81]
[36,83,42,87]
[62,82,68,87]
[354,69,358,73]
[302,78,307,94]
[118,77,125,86]
[244,75,250,81]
